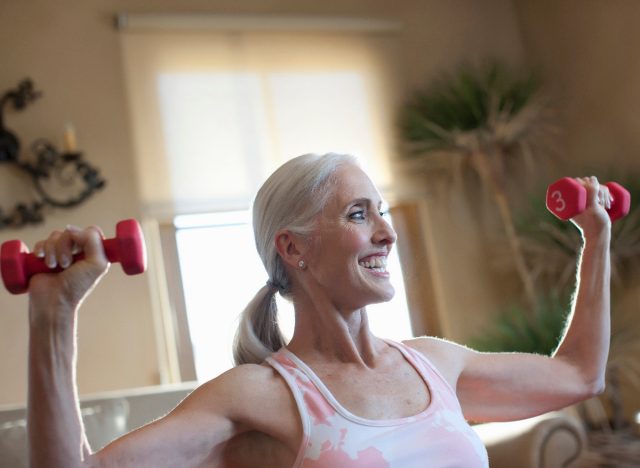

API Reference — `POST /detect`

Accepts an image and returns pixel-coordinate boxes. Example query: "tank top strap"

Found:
[265,350,312,467]
[382,339,462,410]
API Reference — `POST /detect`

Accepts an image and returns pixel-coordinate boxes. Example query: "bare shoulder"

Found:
[402,336,475,389]
[403,335,469,357]
[185,362,301,445]
[200,362,283,395]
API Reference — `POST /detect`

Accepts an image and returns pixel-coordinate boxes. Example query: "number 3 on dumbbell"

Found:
[549,190,567,213]
[546,177,631,222]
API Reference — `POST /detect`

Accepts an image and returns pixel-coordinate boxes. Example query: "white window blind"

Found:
[119,23,400,217]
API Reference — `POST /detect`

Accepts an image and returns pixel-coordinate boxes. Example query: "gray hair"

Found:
[233,153,357,365]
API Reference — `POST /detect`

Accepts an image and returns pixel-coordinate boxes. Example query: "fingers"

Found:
[42,230,64,269]
[576,176,611,210]
[34,225,106,270]
[576,176,599,207]
[67,225,106,265]
[601,185,611,210]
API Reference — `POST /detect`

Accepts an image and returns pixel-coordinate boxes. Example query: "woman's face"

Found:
[303,164,397,311]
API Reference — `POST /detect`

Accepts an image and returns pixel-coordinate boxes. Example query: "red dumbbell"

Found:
[546,177,631,222]
[1,219,147,295]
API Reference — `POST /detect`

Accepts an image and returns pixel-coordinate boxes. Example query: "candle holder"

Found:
[0,79,106,229]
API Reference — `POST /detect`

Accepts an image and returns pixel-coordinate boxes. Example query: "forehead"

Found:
[329,164,382,206]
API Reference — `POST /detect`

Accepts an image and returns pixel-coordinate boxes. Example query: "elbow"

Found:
[579,377,606,401]
[590,378,606,397]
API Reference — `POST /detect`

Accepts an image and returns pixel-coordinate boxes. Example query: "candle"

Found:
[63,122,77,153]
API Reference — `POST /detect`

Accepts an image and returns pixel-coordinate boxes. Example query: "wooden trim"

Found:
[158,223,198,382]
[390,201,443,337]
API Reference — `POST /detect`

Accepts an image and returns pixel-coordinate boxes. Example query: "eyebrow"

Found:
[347,197,385,209]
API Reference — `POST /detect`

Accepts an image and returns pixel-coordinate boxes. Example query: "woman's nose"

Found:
[373,215,397,245]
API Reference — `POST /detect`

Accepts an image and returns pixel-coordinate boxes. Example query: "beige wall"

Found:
[514,0,640,422]
[0,0,524,405]
[0,0,160,405]
[514,0,640,172]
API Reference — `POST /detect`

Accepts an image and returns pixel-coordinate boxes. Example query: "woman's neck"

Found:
[286,292,384,368]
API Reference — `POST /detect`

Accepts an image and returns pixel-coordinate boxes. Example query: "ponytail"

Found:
[233,284,286,365]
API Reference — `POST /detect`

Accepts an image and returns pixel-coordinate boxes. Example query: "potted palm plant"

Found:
[400,61,556,311]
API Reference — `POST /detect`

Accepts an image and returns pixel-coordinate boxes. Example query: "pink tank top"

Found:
[266,339,489,468]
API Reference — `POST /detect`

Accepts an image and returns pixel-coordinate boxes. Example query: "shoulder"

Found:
[402,335,469,358]
[190,361,291,416]
[185,361,301,443]
[212,361,281,391]
[402,336,476,389]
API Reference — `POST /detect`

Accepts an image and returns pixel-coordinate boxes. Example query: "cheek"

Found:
[340,225,369,252]
[311,223,370,271]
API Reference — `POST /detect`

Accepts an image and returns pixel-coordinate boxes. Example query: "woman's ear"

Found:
[274,229,306,268]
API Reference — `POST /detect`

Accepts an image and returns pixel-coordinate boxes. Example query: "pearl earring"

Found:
[298,260,306,269]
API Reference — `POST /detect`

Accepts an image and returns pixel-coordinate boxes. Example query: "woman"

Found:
[27,153,611,467]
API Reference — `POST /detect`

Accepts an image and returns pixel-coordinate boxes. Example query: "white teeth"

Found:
[359,256,388,272]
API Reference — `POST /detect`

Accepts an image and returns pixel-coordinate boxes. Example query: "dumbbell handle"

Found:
[1,219,146,295]
[18,238,125,275]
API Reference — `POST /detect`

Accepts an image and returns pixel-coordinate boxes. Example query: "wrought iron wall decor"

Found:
[0,79,106,229]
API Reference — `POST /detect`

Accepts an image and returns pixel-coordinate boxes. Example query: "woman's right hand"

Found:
[28,225,110,325]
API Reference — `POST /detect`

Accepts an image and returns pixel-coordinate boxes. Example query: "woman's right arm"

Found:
[26,225,251,467]
[30,321,245,467]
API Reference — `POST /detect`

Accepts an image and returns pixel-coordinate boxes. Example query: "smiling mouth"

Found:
[358,256,388,273]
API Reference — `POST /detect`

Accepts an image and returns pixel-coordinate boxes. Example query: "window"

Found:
[119,16,410,382]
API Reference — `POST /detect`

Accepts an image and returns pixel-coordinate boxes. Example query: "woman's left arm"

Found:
[408,177,612,422]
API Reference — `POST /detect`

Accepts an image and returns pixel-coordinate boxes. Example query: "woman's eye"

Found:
[349,210,366,220]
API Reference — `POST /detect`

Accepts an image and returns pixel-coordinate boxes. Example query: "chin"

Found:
[368,285,396,305]
[342,287,395,311]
